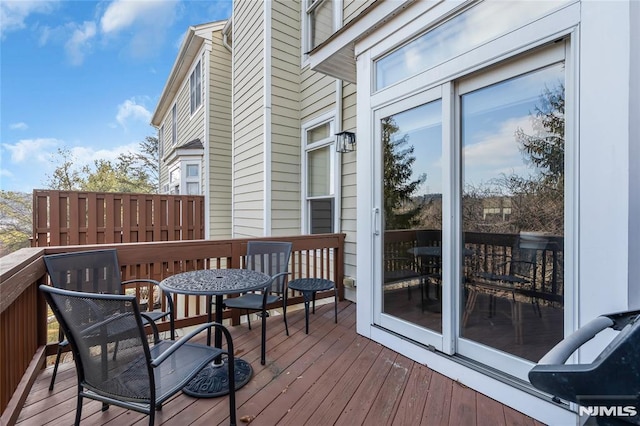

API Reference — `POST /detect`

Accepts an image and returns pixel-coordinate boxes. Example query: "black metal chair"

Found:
[40,285,237,426]
[529,310,640,425]
[223,241,292,365]
[44,249,175,390]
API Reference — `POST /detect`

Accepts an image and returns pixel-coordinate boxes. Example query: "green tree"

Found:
[45,147,86,190]
[45,136,159,193]
[516,84,565,186]
[0,191,32,255]
[382,117,425,230]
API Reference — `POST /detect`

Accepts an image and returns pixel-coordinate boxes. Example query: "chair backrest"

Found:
[244,241,292,295]
[40,285,154,402]
[44,249,122,294]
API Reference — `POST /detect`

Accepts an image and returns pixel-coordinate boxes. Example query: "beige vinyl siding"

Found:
[158,124,169,190]
[341,82,357,281]
[343,0,376,25]
[177,55,205,147]
[233,0,266,237]
[208,29,233,238]
[300,66,336,122]
[271,0,302,236]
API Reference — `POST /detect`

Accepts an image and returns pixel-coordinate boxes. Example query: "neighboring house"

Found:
[152,20,232,239]
[154,1,639,424]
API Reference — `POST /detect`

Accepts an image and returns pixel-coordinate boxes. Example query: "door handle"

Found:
[373,207,380,236]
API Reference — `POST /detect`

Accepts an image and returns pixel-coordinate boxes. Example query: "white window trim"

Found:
[301,0,343,68]
[301,110,339,234]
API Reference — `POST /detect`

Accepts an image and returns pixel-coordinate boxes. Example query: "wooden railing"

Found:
[32,190,205,246]
[0,233,345,425]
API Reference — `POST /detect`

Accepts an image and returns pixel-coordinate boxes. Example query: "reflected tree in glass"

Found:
[382,117,426,231]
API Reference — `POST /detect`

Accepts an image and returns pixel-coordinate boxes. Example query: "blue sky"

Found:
[1,0,232,193]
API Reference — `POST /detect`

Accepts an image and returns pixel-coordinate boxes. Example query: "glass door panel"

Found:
[380,99,443,339]
[459,62,565,365]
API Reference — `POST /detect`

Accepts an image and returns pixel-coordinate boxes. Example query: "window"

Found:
[303,0,341,56]
[184,162,200,195]
[374,0,568,90]
[190,60,202,114]
[186,182,199,195]
[171,104,177,145]
[186,164,199,177]
[304,118,336,234]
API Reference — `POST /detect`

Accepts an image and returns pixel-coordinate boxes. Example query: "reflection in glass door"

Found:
[381,100,443,336]
[459,62,565,364]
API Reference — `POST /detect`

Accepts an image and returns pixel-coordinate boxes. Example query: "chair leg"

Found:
[246,310,252,330]
[283,303,289,336]
[74,393,83,426]
[49,343,63,391]
[261,308,267,365]
[334,287,338,324]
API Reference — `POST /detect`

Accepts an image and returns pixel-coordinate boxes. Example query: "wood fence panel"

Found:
[32,190,205,247]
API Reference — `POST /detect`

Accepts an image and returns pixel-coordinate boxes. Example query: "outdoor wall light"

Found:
[335,131,356,153]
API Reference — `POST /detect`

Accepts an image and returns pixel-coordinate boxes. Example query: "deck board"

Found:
[16,300,545,426]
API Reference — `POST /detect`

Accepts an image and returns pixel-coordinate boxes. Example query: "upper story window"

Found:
[303,116,337,234]
[171,104,177,145]
[304,0,341,55]
[190,60,202,114]
[374,0,568,91]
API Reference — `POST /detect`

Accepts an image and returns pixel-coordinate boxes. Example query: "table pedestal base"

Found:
[183,358,253,398]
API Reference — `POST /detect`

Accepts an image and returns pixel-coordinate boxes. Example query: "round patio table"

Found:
[159,269,270,398]
[287,278,337,334]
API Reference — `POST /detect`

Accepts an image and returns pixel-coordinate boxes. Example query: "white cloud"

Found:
[3,138,59,163]
[9,122,28,130]
[100,0,179,58]
[65,21,97,66]
[0,0,58,38]
[463,116,535,184]
[68,143,139,166]
[116,98,152,130]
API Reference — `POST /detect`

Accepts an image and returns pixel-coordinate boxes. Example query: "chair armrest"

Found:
[139,312,160,343]
[150,321,234,367]
[122,279,175,315]
[122,278,161,286]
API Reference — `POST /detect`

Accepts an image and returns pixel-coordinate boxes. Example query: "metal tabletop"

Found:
[159,268,271,399]
[159,268,270,296]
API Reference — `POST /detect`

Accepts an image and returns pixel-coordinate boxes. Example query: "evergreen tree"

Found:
[382,117,425,230]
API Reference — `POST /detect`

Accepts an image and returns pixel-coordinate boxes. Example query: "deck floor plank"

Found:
[15,300,547,426]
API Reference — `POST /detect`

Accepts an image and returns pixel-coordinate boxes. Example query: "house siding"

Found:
[233,0,266,237]
[344,0,376,25]
[208,29,233,238]
[300,67,336,122]
[158,124,169,190]
[271,0,302,236]
[341,81,357,286]
[177,53,205,148]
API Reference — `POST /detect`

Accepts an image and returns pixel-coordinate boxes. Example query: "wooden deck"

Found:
[16,301,543,426]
